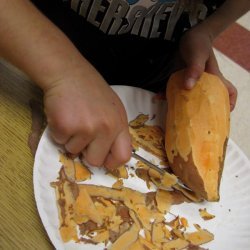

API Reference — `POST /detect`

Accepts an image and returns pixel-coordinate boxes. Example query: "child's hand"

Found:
[43,68,131,169]
[0,0,132,169]
[179,28,237,111]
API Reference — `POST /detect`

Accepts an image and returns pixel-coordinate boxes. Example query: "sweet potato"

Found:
[165,70,230,201]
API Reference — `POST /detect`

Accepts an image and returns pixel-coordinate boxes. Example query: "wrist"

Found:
[40,57,94,93]
[194,0,250,40]
[38,55,84,92]
[181,26,213,46]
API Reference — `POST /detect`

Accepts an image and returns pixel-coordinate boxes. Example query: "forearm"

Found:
[0,0,93,91]
[195,0,250,40]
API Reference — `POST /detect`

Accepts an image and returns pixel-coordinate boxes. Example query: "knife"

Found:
[131,149,194,192]
[131,149,165,174]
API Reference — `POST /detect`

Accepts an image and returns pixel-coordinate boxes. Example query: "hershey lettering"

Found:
[64,0,208,40]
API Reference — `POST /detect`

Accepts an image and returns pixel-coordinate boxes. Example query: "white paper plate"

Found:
[34,85,250,250]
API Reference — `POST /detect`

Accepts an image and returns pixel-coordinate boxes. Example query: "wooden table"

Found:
[0,60,53,249]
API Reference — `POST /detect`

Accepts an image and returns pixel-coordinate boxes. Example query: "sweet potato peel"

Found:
[50,169,78,242]
[59,153,91,182]
[51,166,214,249]
[199,208,215,221]
[51,114,215,248]
[129,114,168,162]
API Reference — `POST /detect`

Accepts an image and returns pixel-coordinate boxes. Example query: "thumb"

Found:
[184,63,205,89]
[181,47,208,89]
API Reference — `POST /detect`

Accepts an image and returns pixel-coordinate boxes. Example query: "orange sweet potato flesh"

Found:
[165,70,230,201]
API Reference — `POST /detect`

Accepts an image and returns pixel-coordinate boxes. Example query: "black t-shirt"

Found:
[31,0,224,91]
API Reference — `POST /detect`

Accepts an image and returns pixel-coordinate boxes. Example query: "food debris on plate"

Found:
[50,114,214,249]
[199,208,215,221]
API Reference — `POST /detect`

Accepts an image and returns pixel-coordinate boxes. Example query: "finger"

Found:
[48,126,70,145]
[184,63,205,89]
[65,134,91,155]
[184,51,208,89]
[104,129,132,170]
[83,134,114,167]
[205,49,220,75]
[228,82,238,111]
[204,50,237,111]
[220,76,238,112]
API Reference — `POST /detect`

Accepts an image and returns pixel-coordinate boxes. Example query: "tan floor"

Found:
[215,50,250,159]
[214,11,250,159]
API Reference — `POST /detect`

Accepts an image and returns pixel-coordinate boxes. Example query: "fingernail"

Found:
[186,78,196,89]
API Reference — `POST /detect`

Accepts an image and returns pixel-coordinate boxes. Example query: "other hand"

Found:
[179,27,237,111]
